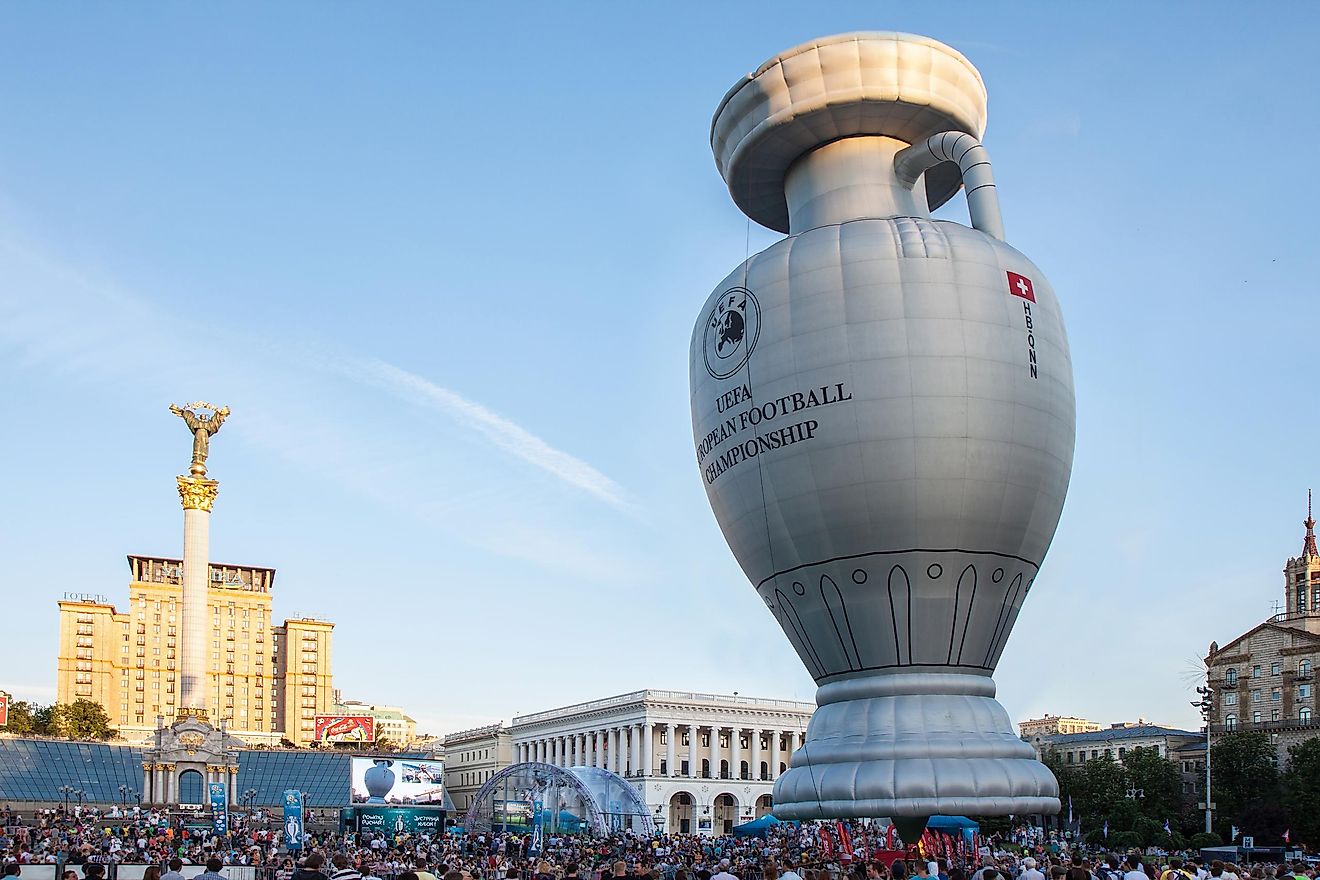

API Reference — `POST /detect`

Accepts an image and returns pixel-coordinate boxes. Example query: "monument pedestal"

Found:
[142,715,242,806]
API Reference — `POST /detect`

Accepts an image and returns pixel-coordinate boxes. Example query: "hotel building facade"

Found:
[56,555,335,746]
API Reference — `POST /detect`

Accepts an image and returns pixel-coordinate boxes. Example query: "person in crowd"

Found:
[293,853,330,880]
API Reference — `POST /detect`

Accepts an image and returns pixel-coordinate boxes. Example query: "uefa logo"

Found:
[702,286,761,380]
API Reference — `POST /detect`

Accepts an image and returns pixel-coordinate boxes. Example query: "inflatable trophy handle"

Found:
[894,131,1005,242]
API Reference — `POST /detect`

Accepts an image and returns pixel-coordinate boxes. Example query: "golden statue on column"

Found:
[169,402,230,478]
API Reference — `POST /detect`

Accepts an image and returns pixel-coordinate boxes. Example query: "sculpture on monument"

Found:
[689,33,1075,831]
[170,402,230,478]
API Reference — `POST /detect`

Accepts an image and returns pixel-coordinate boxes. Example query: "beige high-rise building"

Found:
[56,555,335,746]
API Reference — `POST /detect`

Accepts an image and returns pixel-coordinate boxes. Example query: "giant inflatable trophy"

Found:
[690,33,1074,827]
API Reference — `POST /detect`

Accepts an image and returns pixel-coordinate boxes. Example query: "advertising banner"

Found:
[209,782,228,835]
[314,715,376,744]
[282,790,304,851]
[0,692,8,727]
[351,757,445,805]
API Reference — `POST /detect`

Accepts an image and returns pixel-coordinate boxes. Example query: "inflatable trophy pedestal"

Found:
[690,33,1074,821]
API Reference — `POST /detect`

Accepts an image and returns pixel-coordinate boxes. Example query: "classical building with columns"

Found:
[509,689,813,835]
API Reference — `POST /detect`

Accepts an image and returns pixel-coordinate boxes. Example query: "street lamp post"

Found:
[58,785,74,811]
[1194,684,1215,834]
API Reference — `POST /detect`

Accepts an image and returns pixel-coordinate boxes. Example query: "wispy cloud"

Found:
[349,358,628,509]
[0,219,636,579]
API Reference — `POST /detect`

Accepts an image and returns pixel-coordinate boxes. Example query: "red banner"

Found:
[819,823,835,858]
[837,822,854,862]
[313,714,375,743]
[0,693,8,727]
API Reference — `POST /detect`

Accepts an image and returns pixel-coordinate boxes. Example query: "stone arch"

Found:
[668,790,696,835]
[755,793,773,818]
[176,768,204,805]
[713,791,739,835]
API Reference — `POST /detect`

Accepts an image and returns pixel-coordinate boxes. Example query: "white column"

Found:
[687,724,697,777]
[642,722,654,777]
[770,730,781,780]
[595,731,605,769]
[708,726,719,778]
[666,723,676,777]
[731,727,742,780]
[179,500,213,712]
[611,728,622,774]
[561,735,569,766]
[579,733,587,766]
[627,724,639,776]
[751,728,762,781]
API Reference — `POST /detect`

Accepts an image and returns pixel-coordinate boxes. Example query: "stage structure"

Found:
[463,762,653,836]
[690,32,1074,831]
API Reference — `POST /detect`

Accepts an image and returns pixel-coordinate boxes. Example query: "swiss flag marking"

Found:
[1007,271,1036,302]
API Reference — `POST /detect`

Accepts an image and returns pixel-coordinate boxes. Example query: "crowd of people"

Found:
[1,806,1315,880]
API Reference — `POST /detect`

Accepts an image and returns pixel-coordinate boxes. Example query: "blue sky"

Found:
[3,3,1319,736]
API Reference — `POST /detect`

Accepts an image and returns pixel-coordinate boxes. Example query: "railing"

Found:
[1269,610,1320,625]
[1210,715,1320,734]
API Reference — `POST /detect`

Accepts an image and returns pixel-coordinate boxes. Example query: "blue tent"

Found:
[925,815,979,844]
[732,814,794,837]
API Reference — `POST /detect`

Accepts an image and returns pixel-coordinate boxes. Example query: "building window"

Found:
[1272,708,1280,721]
[1302,708,1313,723]
[1225,693,1237,706]
[1272,662,1281,675]
[1253,665,1261,679]
[1252,711,1262,723]
[1301,660,1313,677]
[1226,668,1238,685]
[1252,689,1262,703]
[1300,684,1313,699]
[1226,714,1237,731]
[1273,688,1282,702]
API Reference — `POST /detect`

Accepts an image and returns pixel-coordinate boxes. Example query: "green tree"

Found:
[1080,753,1124,825]
[52,700,115,740]
[1281,738,1320,847]
[1210,733,1279,838]
[1120,746,1185,821]
[2,700,56,735]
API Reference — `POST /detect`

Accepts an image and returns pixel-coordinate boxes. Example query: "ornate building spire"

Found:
[1305,490,1318,559]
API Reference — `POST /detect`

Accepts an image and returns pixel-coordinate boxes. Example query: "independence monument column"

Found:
[169,401,230,720]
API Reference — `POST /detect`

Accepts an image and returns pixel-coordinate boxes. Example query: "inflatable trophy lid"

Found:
[711,31,988,233]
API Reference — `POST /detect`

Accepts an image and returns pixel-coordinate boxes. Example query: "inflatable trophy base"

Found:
[773,672,1058,819]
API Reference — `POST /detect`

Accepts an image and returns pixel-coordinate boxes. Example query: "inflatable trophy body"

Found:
[690,33,1073,821]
